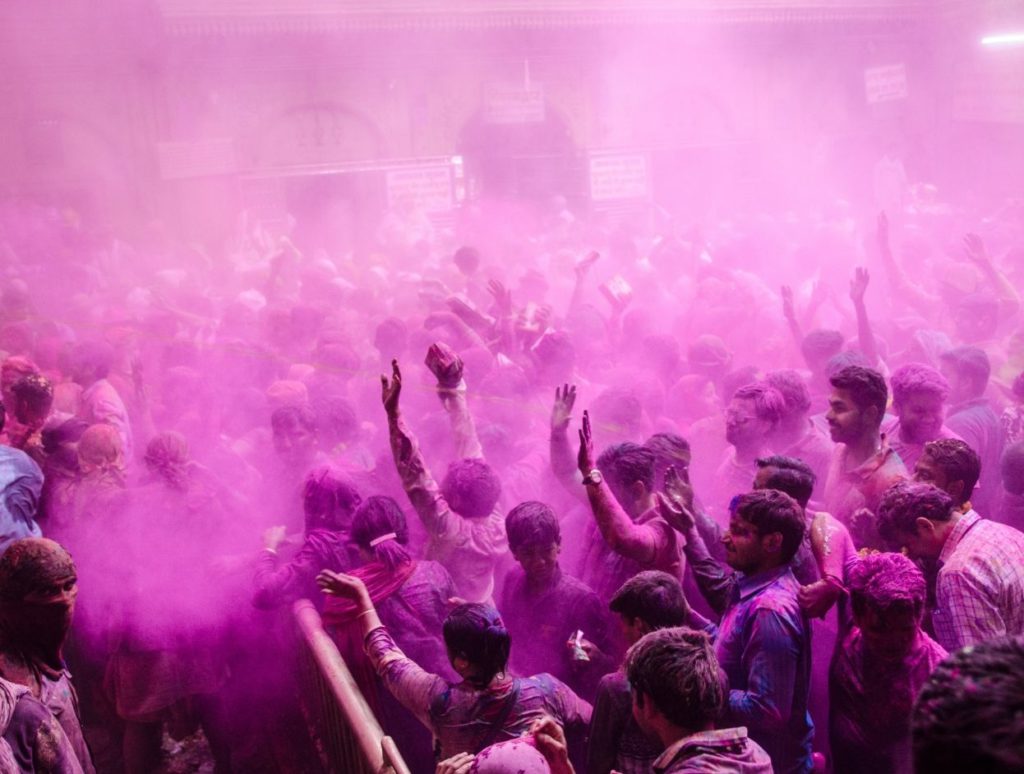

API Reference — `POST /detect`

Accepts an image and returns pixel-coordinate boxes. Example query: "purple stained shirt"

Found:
[363,625,591,761]
[652,727,773,774]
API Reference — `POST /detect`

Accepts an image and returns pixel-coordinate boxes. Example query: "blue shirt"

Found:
[684,529,814,774]
[0,446,42,555]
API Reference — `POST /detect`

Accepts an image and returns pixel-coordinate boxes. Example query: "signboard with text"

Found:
[386,164,454,213]
[589,153,650,202]
[483,82,546,124]
[865,64,908,103]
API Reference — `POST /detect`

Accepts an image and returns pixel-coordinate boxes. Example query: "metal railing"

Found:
[293,599,412,774]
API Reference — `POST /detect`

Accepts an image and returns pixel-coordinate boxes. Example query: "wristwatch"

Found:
[582,469,603,487]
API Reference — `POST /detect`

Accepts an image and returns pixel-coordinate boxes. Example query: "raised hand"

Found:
[577,410,596,475]
[487,279,513,317]
[551,384,577,431]
[425,342,464,388]
[381,359,402,416]
[316,570,370,603]
[263,525,287,552]
[529,716,574,774]
[435,752,475,774]
[574,250,600,278]
[849,266,870,305]
[657,491,695,534]
[664,465,694,511]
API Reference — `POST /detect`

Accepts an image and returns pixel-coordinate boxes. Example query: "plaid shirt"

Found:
[933,510,1024,652]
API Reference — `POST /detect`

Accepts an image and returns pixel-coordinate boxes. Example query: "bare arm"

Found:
[426,343,484,460]
[849,266,879,366]
[550,385,587,503]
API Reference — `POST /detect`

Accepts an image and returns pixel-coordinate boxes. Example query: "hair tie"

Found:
[369,532,398,548]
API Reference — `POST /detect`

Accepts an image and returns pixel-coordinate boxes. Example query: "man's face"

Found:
[892,523,942,563]
[939,363,973,406]
[752,465,775,492]
[616,613,647,647]
[722,514,770,574]
[512,541,560,585]
[725,398,770,448]
[855,605,919,660]
[273,420,317,468]
[826,388,869,444]
[14,396,51,431]
[897,392,945,443]
[913,454,950,492]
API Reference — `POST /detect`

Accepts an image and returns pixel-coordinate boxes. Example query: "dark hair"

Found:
[877,482,954,544]
[890,363,950,406]
[443,603,510,688]
[350,496,410,570]
[506,501,560,552]
[643,432,691,464]
[830,365,888,419]
[310,394,358,446]
[302,466,361,532]
[913,636,1024,774]
[731,489,806,563]
[940,346,991,394]
[271,405,317,434]
[71,340,115,381]
[801,329,844,365]
[731,382,786,426]
[597,442,657,503]
[764,369,812,417]
[609,571,689,630]
[625,627,724,731]
[922,438,981,502]
[755,455,816,508]
[1002,441,1024,496]
[824,350,871,379]
[440,458,502,519]
[847,552,926,621]
[10,373,54,414]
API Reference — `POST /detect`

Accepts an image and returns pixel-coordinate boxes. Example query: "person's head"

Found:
[77,424,124,476]
[763,369,812,425]
[643,432,691,493]
[913,636,1024,774]
[626,627,723,740]
[440,458,502,519]
[271,405,319,469]
[876,481,956,562]
[350,495,410,570]
[826,366,888,444]
[443,603,510,688]
[848,552,926,660]
[753,455,815,509]
[952,291,1000,344]
[532,330,576,383]
[890,363,949,443]
[687,335,732,379]
[722,490,805,574]
[67,340,115,387]
[506,501,561,585]
[0,538,77,668]
[939,346,990,405]
[9,373,53,430]
[914,438,981,506]
[1001,441,1024,497]
[609,571,689,646]
[596,442,657,517]
[1,355,40,406]
[143,431,192,491]
[800,329,844,375]
[453,245,481,276]
[373,317,408,360]
[724,383,785,450]
[302,465,361,533]
[591,388,644,442]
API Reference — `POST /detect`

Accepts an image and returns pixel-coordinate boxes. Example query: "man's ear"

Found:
[762,531,783,555]
[629,480,647,501]
[914,516,937,537]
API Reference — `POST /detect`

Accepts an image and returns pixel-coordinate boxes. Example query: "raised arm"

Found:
[849,266,879,367]
[875,211,938,314]
[657,477,735,616]
[964,232,1021,317]
[549,384,585,496]
[578,411,664,565]
[425,342,484,460]
[382,360,459,540]
[317,571,444,728]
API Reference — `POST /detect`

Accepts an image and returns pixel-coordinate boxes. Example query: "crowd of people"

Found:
[0,188,1022,774]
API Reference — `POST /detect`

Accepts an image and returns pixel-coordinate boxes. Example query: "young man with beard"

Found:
[823,366,907,549]
[882,363,960,472]
[662,490,814,774]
